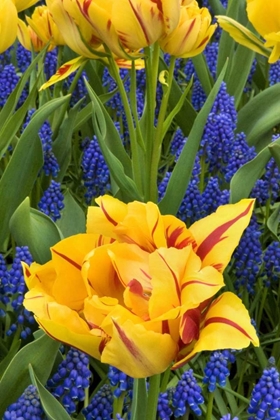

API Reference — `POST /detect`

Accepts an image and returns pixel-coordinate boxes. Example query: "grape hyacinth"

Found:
[172,369,204,417]
[248,358,280,420]
[47,347,92,415]
[82,384,114,420]
[262,241,280,287]
[81,136,111,204]
[157,390,173,420]
[107,366,133,398]
[16,42,32,73]
[0,64,27,108]
[0,246,34,339]
[3,385,46,420]
[220,415,239,420]
[232,217,262,294]
[203,350,236,392]
[38,180,65,222]
[23,109,60,177]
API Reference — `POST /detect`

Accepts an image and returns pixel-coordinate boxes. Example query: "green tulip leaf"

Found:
[0,333,60,417]
[237,84,280,150]
[29,364,72,420]
[267,203,280,240]
[0,339,21,378]
[229,137,280,203]
[10,197,62,263]
[56,189,86,237]
[0,95,70,251]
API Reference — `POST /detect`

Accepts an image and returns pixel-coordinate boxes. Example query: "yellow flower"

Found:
[18,5,65,52]
[159,1,216,58]
[247,0,280,63]
[0,0,18,54]
[23,195,259,378]
[111,0,181,50]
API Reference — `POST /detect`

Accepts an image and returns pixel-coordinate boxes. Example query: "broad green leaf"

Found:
[9,197,62,263]
[267,203,280,240]
[0,333,60,417]
[56,189,86,237]
[237,84,280,150]
[209,0,226,14]
[0,340,21,378]
[0,95,70,251]
[29,365,72,420]
[159,61,228,215]
[53,105,79,182]
[229,137,280,203]
[85,79,132,177]
[268,142,280,169]
[130,378,148,420]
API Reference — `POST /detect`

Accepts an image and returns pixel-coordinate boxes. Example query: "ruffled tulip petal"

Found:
[82,243,125,302]
[162,215,196,249]
[189,199,254,272]
[115,201,167,251]
[24,290,105,359]
[87,195,127,237]
[101,319,178,377]
[173,292,259,369]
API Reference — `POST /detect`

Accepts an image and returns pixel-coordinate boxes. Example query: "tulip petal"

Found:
[0,0,17,54]
[162,215,196,249]
[216,15,270,58]
[115,201,167,251]
[24,290,105,359]
[82,243,124,302]
[102,319,178,377]
[87,195,127,237]
[40,56,88,90]
[246,0,280,38]
[190,199,254,272]
[173,292,259,369]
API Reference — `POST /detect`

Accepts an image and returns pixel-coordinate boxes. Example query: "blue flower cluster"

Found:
[23,109,60,177]
[83,384,114,420]
[108,366,133,398]
[38,180,65,222]
[232,216,263,294]
[81,135,111,204]
[47,347,92,414]
[3,385,46,420]
[0,63,27,108]
[248,358,280,420]
[172,369,204,417]
[0,246,34,339]
[203,350,236,392]
[262,241,280,287]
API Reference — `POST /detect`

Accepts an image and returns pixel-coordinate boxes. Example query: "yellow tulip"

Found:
[24,195,259,378]
[247,0,280,63]
[0,0,18,54]
[111,0,181,50]
[159,1,216,58]
[17,19,45,52]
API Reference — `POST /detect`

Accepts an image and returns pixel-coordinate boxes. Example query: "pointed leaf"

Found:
[10,197,62,263]
[0,333,60,417]
[29,365,72,420]
[0,95,70,250]
[56,189,86,237]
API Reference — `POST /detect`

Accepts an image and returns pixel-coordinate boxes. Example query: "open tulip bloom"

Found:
[23,195,259,380]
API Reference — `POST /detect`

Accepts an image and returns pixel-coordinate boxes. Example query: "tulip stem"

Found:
[149,54,176,202]
[206,391,214,420]
[146,374,161,420]
[108,53,144,199]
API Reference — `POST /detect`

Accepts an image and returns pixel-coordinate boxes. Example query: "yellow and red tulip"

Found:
[111,0,181,50]
[159,1,216,58]
[23,195,259,378]
[17,5,65,52]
